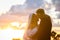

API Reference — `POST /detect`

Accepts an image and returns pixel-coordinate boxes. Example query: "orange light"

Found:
[0,22,28,40]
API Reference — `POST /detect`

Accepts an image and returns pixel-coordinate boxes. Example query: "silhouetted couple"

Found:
[24,9,52,40]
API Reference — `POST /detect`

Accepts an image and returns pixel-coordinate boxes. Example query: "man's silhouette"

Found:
[36,9,52,40]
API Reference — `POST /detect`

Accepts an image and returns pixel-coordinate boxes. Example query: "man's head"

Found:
[36,9,45,15]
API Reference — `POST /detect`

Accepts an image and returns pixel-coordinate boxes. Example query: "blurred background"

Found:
[0,0,60,40]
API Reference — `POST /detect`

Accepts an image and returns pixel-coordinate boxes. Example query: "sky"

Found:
[0,0,60,39]
[0,0,27,27]
[0,0,60,40]
[0,0,60,27]
[0,0,26,14]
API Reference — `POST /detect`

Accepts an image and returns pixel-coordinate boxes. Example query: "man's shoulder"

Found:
[45,14,50,18]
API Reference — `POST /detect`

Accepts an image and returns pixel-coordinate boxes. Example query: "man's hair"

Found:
[36,9,45,15]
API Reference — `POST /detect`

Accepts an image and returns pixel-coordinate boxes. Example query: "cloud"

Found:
[0,0,60,27]
[9,0,45,15]
[0,14,28,27]
[51,0,60,19]
[52,0,60,11]
[57,13,60,19]
[25,0,44,9]
[0,0,26,16]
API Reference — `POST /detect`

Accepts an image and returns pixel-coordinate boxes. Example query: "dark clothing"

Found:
[36,14,52,40]
[29,14,52,40]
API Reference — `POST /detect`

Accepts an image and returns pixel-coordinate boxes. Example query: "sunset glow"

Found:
[0,0,60,40]
[0,22,27,40]
[10,22,20,27]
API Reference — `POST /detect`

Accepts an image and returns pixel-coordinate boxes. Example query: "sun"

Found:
[0,22,28,40]
[9,22,28,30]
[9,22,21,30]
[10,22,20,27]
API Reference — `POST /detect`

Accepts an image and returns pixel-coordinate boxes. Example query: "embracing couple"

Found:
[24,9,52,40]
